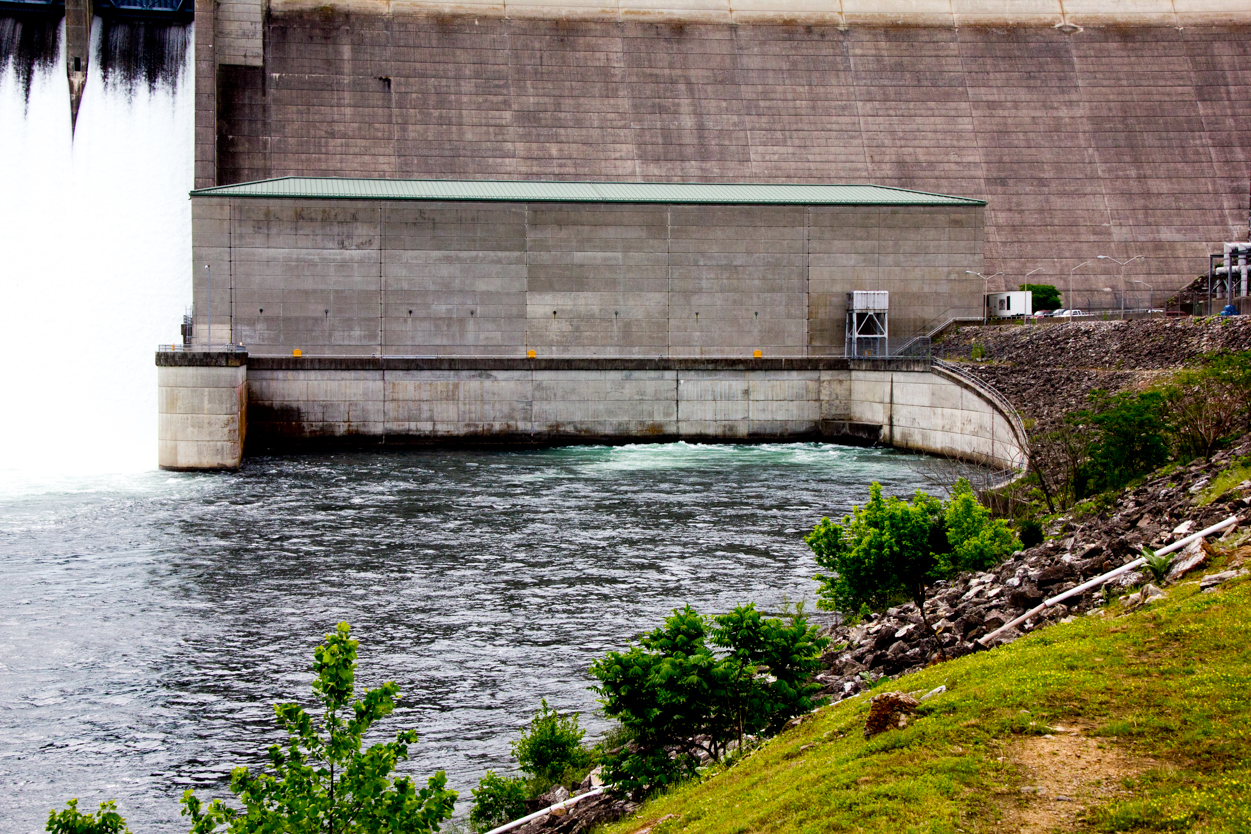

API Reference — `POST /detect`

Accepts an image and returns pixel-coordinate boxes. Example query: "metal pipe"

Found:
[481,787,606,834]
[977,515,1239,647]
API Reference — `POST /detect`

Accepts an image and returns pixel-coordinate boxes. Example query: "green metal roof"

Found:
[190,177,985,206]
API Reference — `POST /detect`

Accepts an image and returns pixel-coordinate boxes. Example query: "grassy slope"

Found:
[601,557,1251,834]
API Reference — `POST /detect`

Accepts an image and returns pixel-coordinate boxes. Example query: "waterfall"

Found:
[0,16,193,475]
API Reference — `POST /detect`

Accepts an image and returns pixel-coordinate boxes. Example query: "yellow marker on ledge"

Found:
[753,349,763,358]
[293,348,302,357]
[527,349,537,358]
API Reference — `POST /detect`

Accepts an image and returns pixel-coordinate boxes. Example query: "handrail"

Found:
[932,359,1029,451]
[931,359,1029,483]
[894,312,982,356]
[159,344,248,353]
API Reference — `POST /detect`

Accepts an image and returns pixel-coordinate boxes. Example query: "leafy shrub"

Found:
[181,623,456,834]
[1018,518,1044,549]
[511,700,589,784]
[589,604,827,796]
[807,480,1019,635]
[1074,391,1170,499]
[468,772,528,833]
[943,480,1022,572]
[1164,351,1251,460]
[47,800,131,834]
[970,342,987,361]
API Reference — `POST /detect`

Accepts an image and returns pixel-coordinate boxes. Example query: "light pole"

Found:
[1097,255,1142,321]
[967,271,1003,323]
[1024,267,1044,319]
[1069,260,1093,313]
[1133,278,1154,314]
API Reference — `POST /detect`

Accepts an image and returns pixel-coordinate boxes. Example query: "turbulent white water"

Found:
[0,18,193,476]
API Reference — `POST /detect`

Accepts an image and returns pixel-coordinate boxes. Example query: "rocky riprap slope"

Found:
[936,317,1251,436]
[814,434,1251,703]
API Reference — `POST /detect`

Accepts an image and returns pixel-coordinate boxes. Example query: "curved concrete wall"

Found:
[240,357,1027,469]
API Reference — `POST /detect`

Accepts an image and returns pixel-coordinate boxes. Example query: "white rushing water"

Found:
[0,19,193,477]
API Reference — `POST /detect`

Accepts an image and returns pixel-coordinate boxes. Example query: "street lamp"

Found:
[1133,278,1154,314]
[1069,261,1093,313]
[967,271,1004,323]
[1023,267,1044,319]
[1097,255,1143,321]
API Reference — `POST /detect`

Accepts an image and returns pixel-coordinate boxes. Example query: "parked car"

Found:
[1053,309,1087,318]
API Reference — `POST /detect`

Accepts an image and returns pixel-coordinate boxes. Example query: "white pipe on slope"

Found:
[481,787,606,834]
[977,515,1239,647]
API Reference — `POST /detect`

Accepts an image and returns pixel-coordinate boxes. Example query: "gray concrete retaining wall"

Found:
[241,357,1026,469]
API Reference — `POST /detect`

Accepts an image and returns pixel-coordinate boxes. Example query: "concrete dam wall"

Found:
[196,0,1251,304]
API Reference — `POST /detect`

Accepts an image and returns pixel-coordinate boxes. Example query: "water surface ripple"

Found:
[0,443,930,832]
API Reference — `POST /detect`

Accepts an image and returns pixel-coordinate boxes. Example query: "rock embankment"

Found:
[937,318,1251,437]
[813,434,1251,703]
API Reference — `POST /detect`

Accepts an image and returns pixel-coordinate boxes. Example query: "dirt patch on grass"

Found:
[1003,726,1153,833]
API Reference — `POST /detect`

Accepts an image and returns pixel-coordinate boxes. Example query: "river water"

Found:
[0,17,938,834]
[0,443,934,832]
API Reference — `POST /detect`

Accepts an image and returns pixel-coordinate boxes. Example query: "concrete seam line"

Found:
[481,787,606,834]
[977,515,1239,647]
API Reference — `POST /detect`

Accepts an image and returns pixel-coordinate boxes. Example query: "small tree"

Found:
[1020,283,1062,310]
[47,800,131,834]
[181,623,456,834]
[589,604,827,796]
[511,699,589,785]
[807,481,1019,643]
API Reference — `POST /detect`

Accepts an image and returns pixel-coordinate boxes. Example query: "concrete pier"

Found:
[156,350,248,470]
[64,0,91,131]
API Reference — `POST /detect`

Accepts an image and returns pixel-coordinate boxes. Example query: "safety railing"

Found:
[158,343,248,353]
[933,358,1030,482]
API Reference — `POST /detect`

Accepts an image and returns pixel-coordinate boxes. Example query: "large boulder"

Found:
[864,692,920,739]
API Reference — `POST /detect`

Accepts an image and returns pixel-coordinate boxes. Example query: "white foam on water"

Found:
[0,20,193,477]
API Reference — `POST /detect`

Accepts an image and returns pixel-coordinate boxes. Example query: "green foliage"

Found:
[807,480,1018,636]
[1074,391,1170,499]
[969,342,987,361]
[1164,351,1251,460]
[806,482,944,616]
[1018,518,1044,549]
[46,800,131,834]
[468,772,528,833]
[589,604,827,795]
[1142,547,1173,584]
[180,623,456,834]
[598,565,1251,834]
[1020,283,1062,310]
[942,479,1022,573]
[511,699,589,783]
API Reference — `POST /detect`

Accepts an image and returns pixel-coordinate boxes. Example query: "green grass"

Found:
[600,563,1251,834]
[1197,457,1251,506]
